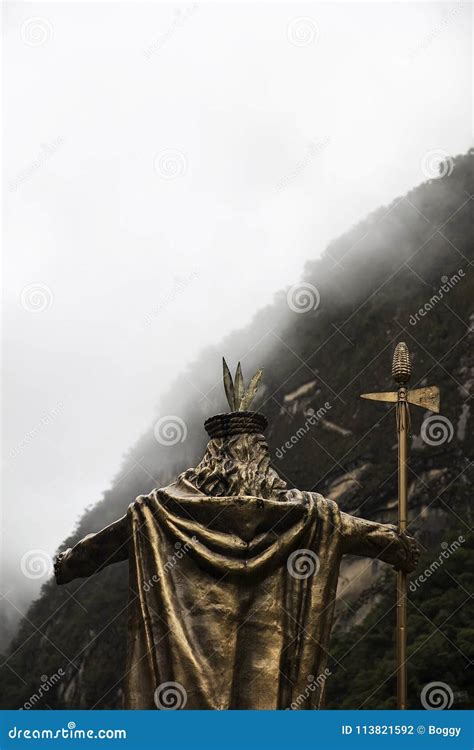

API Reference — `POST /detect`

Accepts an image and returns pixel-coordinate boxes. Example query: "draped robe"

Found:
[58,476,411,709]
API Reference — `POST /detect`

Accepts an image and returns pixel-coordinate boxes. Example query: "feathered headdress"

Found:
[204,358,267,439]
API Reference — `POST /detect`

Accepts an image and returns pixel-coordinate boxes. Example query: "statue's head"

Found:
[178,359,287,498]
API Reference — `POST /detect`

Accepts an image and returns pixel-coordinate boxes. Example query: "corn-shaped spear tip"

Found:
[392,341,412,385]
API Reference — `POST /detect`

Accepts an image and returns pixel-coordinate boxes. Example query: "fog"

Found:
[2,1,471,642]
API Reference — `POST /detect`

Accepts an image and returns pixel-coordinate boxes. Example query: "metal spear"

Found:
[360,342,440,709]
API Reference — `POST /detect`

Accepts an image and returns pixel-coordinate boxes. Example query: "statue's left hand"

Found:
[393,532,421,573]
[54,548,73,584]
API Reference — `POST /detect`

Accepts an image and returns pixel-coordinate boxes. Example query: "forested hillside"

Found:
[1,151,472,710]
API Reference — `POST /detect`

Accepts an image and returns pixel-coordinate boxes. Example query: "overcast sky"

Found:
[2,1,472,629]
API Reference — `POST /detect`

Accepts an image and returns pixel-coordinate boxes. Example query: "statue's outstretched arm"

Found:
[54,514,129,584]
[340,512,420,572]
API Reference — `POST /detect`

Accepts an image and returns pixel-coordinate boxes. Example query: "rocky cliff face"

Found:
[1,151,472,710]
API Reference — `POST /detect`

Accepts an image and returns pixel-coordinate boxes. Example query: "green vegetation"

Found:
[326,528,473,709]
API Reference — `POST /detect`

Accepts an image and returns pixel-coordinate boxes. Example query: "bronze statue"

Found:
[55,358,420,710]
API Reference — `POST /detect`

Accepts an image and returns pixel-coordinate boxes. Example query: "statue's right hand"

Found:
[54,548,72,584]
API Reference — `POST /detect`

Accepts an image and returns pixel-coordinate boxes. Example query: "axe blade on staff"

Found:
[360,342,440,710]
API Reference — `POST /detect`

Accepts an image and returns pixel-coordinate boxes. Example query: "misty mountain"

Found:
[1,150,472,709]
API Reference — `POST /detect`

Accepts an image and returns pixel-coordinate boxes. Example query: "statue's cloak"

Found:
[124,479,344,710]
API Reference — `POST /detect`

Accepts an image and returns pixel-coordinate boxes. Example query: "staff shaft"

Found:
[360,341,440,709]
[396,398,409,709]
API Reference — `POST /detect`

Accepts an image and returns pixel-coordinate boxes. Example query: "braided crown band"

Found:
[204,411,267,440]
